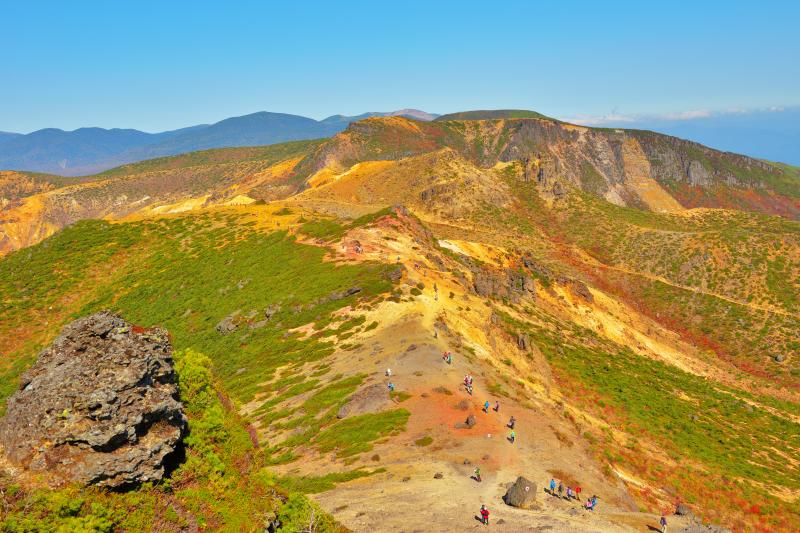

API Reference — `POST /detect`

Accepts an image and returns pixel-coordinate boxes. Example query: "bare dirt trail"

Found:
[288,214,677,532]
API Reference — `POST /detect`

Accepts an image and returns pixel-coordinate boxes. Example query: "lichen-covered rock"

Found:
[0,311,186,488]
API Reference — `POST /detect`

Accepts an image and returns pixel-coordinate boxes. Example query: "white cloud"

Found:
[563,106,787,126]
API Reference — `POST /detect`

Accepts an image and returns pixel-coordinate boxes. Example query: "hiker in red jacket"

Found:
[480,505,490,525]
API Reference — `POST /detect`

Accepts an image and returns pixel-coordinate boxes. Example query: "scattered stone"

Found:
[215,310,240,334]
[496,519,506,525]
[387,266,404,282]
[675,503,693,516]
[773,354,786,363]
[455,399,470,410]
[337,384,392,419]
[503,476,538,509]
[329,286,363,301]
[517,332,530,351]
[433,472,443,479]
[454,413,477,429]
[0,311,186,488]
[406,344,418,352]
[402,476,411,482]
[264,304,281,319]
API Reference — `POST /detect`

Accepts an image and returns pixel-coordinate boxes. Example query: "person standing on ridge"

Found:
[558,482,564,498]
[480,505,490,525]
[508,429,516,443]
[493,401,500,412]
[507,416,515,429]
[483,401,490,413]
[473,466,482,482]
[549,478,556,495]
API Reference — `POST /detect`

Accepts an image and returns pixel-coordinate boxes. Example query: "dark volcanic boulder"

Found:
[503,476,538,509]
[0,311,186,488]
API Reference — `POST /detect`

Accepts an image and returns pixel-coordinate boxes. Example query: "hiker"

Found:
[549,478,556,495]
[558,482,564,498]
[480,504,490,525]
[483,401,490,413]
[566,487,572,499]
[387,382,395,392]
[386,368,392,377]
[446,352,453,364]
[507,416,515,429]
[574,486,581,500]
[466,383,473,395]
[493,401,500,412]
[508,430,516,443]
[474,466,482,482]
[660,515,667,533]
[584,498,594,511]
[590,495,598,509]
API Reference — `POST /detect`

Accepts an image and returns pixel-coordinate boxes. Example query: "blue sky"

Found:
[2,0,799,133]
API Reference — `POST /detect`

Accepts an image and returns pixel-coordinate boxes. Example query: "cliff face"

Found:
[298,116,800,217]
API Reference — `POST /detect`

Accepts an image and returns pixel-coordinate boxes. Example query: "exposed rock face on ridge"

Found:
[0,311,186,488]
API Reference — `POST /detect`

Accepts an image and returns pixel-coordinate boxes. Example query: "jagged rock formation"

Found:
[0,311,186,488]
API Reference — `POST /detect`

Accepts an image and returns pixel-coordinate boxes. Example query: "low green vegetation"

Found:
[500,311,800,490]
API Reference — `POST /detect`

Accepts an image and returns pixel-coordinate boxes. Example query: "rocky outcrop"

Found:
[0,311,186,488]
[337,384,392,419]
[503,476,539,509]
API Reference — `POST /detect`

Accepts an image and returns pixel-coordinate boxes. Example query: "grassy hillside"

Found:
[434,109,557,121]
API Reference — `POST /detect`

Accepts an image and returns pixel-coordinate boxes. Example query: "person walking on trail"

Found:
[660,515,667,533]
[387,382,395,392]
[386,368,392,377]
[493,401,500,412]
[480,505,490,525]
[566,487,572,500]
[558,482,564,498]
[507,416,515,429]
[590,495,598,509]
[508,430,516,443]
[585,498,594,511]
[483,401,490,413]
[575,486,581,500]
[549,478,556,495]
[474,466,482,482]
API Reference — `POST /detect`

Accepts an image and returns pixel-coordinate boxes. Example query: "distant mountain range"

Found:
[0,109,438,176]
[2,106,798,175]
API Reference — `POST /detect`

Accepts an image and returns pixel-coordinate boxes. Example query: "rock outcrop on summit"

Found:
[0,311,186,488]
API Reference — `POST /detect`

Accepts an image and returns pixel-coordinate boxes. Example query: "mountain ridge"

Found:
[0,109,438,176]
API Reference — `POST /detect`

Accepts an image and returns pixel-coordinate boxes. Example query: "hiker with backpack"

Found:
[473,466,482,482]
[483,400,490,413]
[480,505,489,525]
